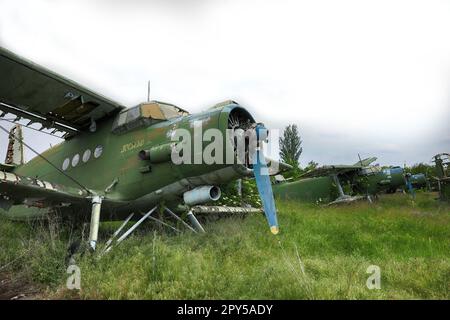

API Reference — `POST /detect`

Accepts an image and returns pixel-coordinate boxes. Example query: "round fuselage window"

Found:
[62,158,70,171]
[72,154,80,167]
[94,145,103,158]
[83,149,92,163]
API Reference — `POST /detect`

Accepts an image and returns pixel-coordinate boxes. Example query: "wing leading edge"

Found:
[300,157,378,179]
[300,164,366,179]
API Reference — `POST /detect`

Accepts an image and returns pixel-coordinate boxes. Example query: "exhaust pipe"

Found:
[183,186,221,206]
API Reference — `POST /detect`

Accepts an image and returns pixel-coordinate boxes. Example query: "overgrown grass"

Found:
[1,192,449,299]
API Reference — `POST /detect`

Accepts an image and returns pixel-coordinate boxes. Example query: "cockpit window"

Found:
[112,101,189,134]
[126,105,141,122]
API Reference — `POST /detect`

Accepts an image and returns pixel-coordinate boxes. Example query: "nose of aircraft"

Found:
[219,104,280,234]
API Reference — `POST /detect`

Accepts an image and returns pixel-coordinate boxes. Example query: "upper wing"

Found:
[0,47,125,137]
[300,164,364,178]
[0,170,89,211]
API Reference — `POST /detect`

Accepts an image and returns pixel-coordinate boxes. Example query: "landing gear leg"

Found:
[88,196,102,251]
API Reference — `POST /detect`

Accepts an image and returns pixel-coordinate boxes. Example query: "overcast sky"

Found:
[0,0,449,167]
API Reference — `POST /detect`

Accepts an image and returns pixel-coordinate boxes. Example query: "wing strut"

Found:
[102,206,158,254]
[331,173,346,198]
[186,209,206,233]
[164,207,197,233]
[328,173,365,205]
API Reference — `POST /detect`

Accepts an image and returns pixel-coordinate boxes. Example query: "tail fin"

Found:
[4,124,24,165]
[353,157,377,167]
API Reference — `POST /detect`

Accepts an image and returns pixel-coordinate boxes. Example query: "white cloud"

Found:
[0,0,449,166]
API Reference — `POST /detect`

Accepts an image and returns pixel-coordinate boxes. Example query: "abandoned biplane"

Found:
[0,47,283,251]
[273,157,408,205]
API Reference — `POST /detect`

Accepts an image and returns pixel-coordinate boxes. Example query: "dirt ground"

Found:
[0,272,42,300]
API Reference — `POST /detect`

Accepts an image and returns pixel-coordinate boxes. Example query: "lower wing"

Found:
[0,170,89,212]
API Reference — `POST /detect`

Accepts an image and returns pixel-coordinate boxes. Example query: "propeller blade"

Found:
[404,174,416,199]
[253,124,279,235]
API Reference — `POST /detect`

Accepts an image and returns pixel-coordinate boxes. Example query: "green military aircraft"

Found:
[432,153,450,201]
[273,157,407,205]
[384,166,409,194]
[0,47,283,251]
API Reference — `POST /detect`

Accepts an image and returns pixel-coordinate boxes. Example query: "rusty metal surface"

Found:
[4,125,24,165]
